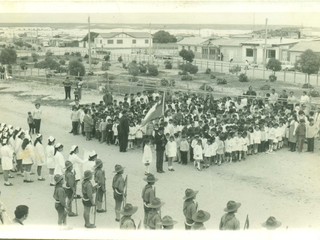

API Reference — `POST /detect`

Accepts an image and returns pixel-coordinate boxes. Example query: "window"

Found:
[107,40,113,44]
[267,49,276,58]
[209,49,215,55]
[246,48,253,57]
[117,39,123,44]
[132,39,136,44]
[145,39,149,44]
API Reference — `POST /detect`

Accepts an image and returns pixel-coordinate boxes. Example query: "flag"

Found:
[141,93,165,126]
[243,214,249,230]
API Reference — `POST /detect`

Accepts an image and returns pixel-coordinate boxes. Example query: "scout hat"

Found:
[70,145,78,153]
[54,143,63,149]
[54,174,63,184]
[143,174,158,183]
[89,151,97,160]
[262,216,282,229]
[113,164,124,173]
[2,138,8,145]
[183,188,199,200]
[161,216,177,226]
[83,170,93,180]
[147,198,165,208]
[94,159,103,169]
[65,160,73,170]
[224,200,241,213]
[120,203,138,216]
[48,136,55,142]
[192,210,211,223]
[35,133,42,139]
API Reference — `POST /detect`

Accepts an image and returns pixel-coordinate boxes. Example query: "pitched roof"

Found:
[289,40,320,53]
[177,37,208,46]
[98,32,151,39]
[207,38,247,47]
[242,38,299,46]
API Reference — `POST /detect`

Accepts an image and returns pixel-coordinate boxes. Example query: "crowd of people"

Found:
[68,87,319,172]
[0,85,319,230]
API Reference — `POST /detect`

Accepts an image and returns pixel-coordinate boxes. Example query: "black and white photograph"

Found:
[0,1,320,239]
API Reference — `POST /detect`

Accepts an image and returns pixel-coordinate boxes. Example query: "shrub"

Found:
[59,59,66,65]
[75,52,82,57]
[260,84,271,90]
[302,83,314,89]
[239,73,249,82]
[104,54,110,61]
[217,78,227,85]
[161,78,175,87]
[179,63,198,74]
[310,89,320,97]
[164,61,172,69]
[181,75,192,81]
[210,74,216,79]
[109,75,116,81]
[118,56,123,63]
[148,64,159,76]
[122,63,127,69]
[129,76,139,82]
[20,62,27,70]
[139,64,147,74]
[20,56,28,61]
[205,68,211,74]
[199,83,213,91]
[31,53,39,62]
[101,62,111,71]
[92,60,99,65]
[269,74,277,82]
[84,54,89,58]
[229,65,241,75]
[178,71,187,75]
[64,52,70,56]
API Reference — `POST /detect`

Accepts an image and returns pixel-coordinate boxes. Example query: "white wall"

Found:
[95,34,151,49]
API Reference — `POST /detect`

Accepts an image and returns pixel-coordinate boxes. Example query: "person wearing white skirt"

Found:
[21,137,35,183]
[69,145,85,197]
[142,138,153,175]
[0,138,14,186]
[46,136,56,186]
[53,143,65,176]
[34,134,46,181]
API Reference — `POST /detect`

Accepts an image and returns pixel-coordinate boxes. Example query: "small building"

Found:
[177,37,208,59]
[94,32,152,53]
[288,40,320,63]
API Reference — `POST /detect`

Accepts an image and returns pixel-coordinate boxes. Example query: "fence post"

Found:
[317,72,319,86]
[214,62,216,72]
[305,74,307,83]
[252,67,255,79]
[30,67,32,76]
[206,61,208,69]
[263,68,265,80]
[284,70,286,82]
[220,62,223,73]
[294,71,296,83]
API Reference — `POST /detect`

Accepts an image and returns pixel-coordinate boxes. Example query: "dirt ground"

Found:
[0,80,320,237]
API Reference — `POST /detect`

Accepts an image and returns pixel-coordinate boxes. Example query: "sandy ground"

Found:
[0,80,320,234]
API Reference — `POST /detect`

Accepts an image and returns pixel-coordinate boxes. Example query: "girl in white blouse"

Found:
[46,136,56,186]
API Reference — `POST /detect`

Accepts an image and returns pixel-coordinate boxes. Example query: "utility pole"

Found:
[88,16,92,72]
[263,18,268,67]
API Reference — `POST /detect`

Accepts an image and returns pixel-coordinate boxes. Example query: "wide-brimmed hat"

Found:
[161,216,177,226]
[147,198,165,209]
[54,143,63,149]
[54,174,63,184]
[183,188,199,200]
[192,210,211,223]
[83,170,93,180]
[89,151,97,159]
[113,164,124,173]
[2,138,8,145]
[120,203,138,216]
[35,133,42,139]
[70,145,78,153]
[262,216,282,229]
[65,160,73,170]
[48,136,55,142]
[94,159,103,169]
[143,174,158,183]
[224,200,241,213]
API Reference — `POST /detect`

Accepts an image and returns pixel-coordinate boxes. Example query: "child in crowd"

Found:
[224,134,232,163]
[165,135,177,171]
[295,119,306,153]
[99,118,107,143]
[128,122,136,149]
[306,118,319,152]
[253,125,261,154]
[112,118,119,145]
[193,139,203,171]
[142,138,153,175]
[27,112,35,135]
[216,136,224,166]
[135,120,144,149]
[179,135,189,165]
[106,118,113,145]
[210,137,218,165]
[203,138,211,169]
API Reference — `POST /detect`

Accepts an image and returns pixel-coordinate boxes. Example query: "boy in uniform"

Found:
[141,174,157,228]
[53,174,67,225]
[94,159,106,213]
[112,164,125,222]
[120,203,138,229]
[64,161,77,217]
[146,197,164,230]
[82,170,96,228]
[183,188,198,230]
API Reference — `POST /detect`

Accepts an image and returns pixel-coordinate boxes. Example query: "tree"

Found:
[266,58,282,75]
[295,49,320,83]
[69,60,85,76]
[0,48,17,65]
[128,61,139,76]
[34,58,60,70]
[153,30,177,43]
[147,64,159,76]
[179,49,195,63]
[31,53,39,62]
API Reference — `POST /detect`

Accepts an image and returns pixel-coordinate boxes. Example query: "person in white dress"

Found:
[142,138,153,175]
[14,131,25,176]
[53,143,65,176]
[46,136,56,186]
[165,135,177,171]
[33,134,46,181]
[193,139,203,171]
[0,138,14,186]
[69,145,86,197]
[21,137,35,183]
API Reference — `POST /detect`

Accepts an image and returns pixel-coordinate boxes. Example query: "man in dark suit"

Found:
[154,127,166,173]
[119,110,129,152]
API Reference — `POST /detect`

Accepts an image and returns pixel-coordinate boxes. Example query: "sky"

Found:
[0,1,320,27]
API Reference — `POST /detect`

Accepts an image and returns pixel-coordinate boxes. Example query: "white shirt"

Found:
[142,144,153,164]
[54,151,65,175]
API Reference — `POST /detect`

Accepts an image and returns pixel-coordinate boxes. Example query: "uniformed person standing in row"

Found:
[141,174,157,228]
[53,174,67,225]
[219,200,241,230]
[161,215,177,230]
[94,159,106,213]
[82,170,96,228]
[120,203,138,230]
[183,188,198,230]
[191,210,211,230]
[146,197,164,230]
[64,161,77,217]
[112,164,125,222]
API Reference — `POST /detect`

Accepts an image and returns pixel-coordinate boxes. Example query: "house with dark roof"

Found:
[289,40,320,62]
[94,32,152,52]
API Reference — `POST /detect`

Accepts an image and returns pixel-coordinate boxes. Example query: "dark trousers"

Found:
[34,119,41,134]
[307,138,314,152]
[296,136,305,152]
[64,86,71,99]
[119,133,128,152]
[106,132,113,144]
[81,122,85,136]
[289,142,296,152]
[72,121,79,135]
[180,151,188,165]
[156,150,164,172]
[28,123,35,134]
